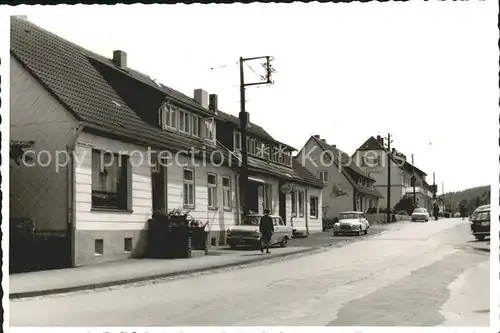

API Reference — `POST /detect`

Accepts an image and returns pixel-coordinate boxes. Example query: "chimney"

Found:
[194,89,209,109]
[209,94,218,115]
[113,50,127,68]
[321,139,326,142]
[376,135,381,143]
[332,144,336,148]
[313,135,320,139]
[392,148,396,154]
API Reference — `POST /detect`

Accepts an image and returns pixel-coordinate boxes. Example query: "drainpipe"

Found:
[305,187,309,236]
[67,124,84,267]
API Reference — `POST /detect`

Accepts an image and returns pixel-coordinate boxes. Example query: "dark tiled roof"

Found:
[216,110,296,151]
[10,17,317,187]
[356,136,427,176]
[344,167,384,198]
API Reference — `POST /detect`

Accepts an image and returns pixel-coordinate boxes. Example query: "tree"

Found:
[394,196,415,215]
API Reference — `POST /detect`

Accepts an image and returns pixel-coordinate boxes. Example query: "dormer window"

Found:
[203,118,215,142]
[234,131,242,151]
[192,115,200,137]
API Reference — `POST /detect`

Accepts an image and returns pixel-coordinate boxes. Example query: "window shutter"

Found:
[158,105,163,127]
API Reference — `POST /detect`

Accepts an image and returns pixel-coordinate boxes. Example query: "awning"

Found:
[248,176,266,184]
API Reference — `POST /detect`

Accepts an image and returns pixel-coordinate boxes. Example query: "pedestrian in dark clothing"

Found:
[460,205,466,219]
[259,209,274,254]
[433,204,439,221]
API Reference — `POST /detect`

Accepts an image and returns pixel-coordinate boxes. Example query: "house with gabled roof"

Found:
[213,108,324,235]
[9,16,322,268]
[352,135,435,211]
[297,135,383,219]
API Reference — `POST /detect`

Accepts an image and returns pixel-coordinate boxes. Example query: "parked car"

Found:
[411,207,429,222]
[333,211,369,236]
[470,205,490,241]
[226,214,292,249]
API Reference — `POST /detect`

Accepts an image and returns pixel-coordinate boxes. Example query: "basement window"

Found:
[124,238,133,253]
[94,239,104,256]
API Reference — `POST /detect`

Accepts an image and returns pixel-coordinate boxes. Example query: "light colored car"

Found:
[333,211,370,236]
[226,214,293,249]
[411,207,429,222]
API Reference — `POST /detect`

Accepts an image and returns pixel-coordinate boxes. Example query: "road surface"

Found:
[10,218,489,326]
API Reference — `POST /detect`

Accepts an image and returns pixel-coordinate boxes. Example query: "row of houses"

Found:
[9,16,436,269]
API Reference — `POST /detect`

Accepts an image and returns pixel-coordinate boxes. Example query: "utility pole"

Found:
[442,182,445,214]
[385,133,393,223]
[239,56,275,216]
[411,154,416,208]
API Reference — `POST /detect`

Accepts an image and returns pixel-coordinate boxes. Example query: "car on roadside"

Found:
[411,207,429,222]
[333,211,369,236]
[226,214,292,249]
[470,204,490,241]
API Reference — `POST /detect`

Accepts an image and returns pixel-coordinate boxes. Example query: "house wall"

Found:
[298,137,354,219]
[352,149,406,209]
[284,183,323,234]
[73,132,153,266]
[166,154,239,247]
[74,132,240,265]
[10,55,78,232]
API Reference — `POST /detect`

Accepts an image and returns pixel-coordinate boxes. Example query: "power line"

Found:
[208,61,239,71]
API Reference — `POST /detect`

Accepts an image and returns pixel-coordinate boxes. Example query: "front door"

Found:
[152,165,167,214]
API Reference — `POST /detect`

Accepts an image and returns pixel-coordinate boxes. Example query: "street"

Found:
[10,218,490,326]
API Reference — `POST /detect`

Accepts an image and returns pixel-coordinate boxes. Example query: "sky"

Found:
[5,2,499,193]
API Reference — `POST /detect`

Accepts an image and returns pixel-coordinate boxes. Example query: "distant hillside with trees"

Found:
[446,185,490,214]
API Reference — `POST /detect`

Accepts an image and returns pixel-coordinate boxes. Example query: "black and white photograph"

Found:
[1,1,498,330]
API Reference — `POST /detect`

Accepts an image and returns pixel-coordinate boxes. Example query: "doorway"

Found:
[152,166,167,214]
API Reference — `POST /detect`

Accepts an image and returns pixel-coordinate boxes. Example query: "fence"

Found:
[10,218,71,273]
[365,213,410,224]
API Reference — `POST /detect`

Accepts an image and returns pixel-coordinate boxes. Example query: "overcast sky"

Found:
[7,2,498,193]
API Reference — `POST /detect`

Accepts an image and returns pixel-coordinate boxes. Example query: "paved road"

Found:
[10,218,489,326]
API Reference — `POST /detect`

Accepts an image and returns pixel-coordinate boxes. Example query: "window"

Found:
[234,132,242,150]
[250,139,257,155]
[91,150,129,210]
[183,168,195,207]
[203,118,215,141]
[207,173,217,209]
[163,105,177,129]
[95,239,103,256]
[310,196,319,218]
[192,115,200,137]
[264,184,273,212]
[298,191,305,217]
[291,190,297,216]
[283,151,291,166]
[222,176,231,210]
[319,171,328,183]
[178,110,191,133]
[124,238,132,253]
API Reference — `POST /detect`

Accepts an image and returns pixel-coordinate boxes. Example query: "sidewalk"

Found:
[10,221,404,299]
[10,246,313,299]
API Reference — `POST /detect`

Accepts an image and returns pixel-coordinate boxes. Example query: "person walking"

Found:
[259,209,274,254]
[460,204,466,220]
[433,203,439,221]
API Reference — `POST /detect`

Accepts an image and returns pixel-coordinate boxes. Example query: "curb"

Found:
[10,247,315,300]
